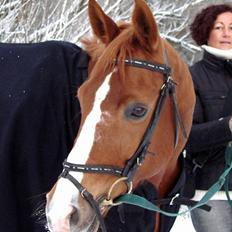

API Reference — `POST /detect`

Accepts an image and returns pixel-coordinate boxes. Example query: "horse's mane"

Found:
[82,22,158,81]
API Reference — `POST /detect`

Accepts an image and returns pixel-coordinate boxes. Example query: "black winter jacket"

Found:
[186,51,232,191]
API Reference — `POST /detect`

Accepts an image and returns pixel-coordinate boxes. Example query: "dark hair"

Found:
[190,4,232,46]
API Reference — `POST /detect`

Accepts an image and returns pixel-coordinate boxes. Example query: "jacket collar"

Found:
[202,51,232,74]
[202,45,232,60]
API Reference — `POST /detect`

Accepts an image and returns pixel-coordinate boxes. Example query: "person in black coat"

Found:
[184,4,232,232]
[0,41,89,232]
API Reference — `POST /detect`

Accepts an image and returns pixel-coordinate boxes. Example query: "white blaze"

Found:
[67,74,112,167]
[47,73,112,229]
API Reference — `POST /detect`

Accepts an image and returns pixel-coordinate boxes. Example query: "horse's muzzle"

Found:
[46,193,98,232]
[46,203,75,232]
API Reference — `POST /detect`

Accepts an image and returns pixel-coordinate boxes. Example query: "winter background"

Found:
[0,0,230,231]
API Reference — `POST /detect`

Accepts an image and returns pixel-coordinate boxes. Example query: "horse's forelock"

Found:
[82,23,161,84]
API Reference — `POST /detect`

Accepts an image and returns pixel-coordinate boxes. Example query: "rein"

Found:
[60,57,187,232]
[115,143,232,216]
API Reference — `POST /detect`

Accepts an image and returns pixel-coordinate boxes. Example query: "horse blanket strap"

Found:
[60,170,107,232]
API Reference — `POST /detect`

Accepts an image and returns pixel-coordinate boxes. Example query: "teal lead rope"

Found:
[115,143,232,217]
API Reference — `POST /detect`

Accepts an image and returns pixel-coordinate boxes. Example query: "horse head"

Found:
[46,0,195,231]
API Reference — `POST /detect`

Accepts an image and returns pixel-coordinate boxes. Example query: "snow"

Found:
[171,207,196,232]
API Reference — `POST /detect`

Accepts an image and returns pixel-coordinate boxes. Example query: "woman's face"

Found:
[208,11,232,50]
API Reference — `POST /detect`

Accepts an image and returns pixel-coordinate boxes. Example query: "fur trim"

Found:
[202,45,232,60]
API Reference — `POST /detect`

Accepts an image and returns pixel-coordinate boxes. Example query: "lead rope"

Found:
[114,143,232,216]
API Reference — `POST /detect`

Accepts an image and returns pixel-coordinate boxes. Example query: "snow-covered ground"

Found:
[170,206,196,232]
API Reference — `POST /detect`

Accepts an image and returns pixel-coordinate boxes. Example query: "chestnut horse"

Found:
[46,0,195,231]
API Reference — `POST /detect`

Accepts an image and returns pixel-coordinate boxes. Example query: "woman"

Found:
[185,4,232,232]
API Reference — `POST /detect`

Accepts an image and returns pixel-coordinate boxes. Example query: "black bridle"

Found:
[60,57,187,232]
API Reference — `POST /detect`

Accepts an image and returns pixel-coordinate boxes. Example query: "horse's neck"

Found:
[149,158,180,197]
[148,158,181,232]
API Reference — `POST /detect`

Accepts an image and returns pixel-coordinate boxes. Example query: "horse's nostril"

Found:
[70,207,79,226]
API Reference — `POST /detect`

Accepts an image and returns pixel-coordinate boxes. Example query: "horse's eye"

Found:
[125,103,148,120]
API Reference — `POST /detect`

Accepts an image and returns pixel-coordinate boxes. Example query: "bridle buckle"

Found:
[101,177,133,207]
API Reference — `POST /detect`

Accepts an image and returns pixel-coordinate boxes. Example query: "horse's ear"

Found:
[88,0,120,44]
[132,0,159,50]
